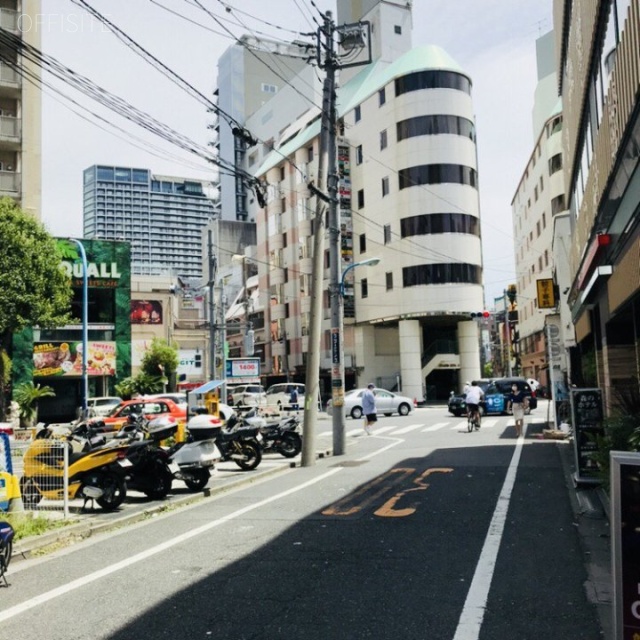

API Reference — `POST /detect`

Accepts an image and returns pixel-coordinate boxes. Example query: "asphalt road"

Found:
[0,404,607,639]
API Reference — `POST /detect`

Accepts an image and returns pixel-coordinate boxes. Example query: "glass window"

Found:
[398,164,477,190]
[394,25,402,34]
[382,176,389,197]
[549,154,563,175]
[395,70,471,96]
[361,278,368,298]
[384,224,391,244]
[386,272,393,290]
[357,189,364,209]
[402,263,481,287]
[400,213,480,237]
[354,105,361,123]
[359,233,366,253]
[380,130,387,150]
[132,169,148,183]
[379,88,386,106]
[397,115,475,142]
[115,168,131,182]
[97,166,114,181]
[356,145,363,165]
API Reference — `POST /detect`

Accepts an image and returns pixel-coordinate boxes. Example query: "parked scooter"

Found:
[240,409,302,458]
[146,415,222,492]
[20,425,129,511]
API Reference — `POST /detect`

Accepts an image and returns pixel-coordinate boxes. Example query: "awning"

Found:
[189,380,226,395]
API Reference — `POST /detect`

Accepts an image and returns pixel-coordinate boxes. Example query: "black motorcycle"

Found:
[259,414,302,458]
[114,415,173,500]
[207,413,263,471]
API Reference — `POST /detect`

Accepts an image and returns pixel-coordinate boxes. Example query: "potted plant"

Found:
[12,382,55,429]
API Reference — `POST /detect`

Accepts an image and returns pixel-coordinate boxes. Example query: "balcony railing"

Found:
[0,116,20,142]
[0,9,18,32]
[0,63,20,87]
[0,170,20,194]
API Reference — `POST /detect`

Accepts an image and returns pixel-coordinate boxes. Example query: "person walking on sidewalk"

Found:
[507,383,529,437]
[362,384,377,435]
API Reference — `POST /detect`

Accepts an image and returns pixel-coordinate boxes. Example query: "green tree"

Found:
[0,200,73,419]
[13,382,56,428]
[115,373,164,399]
[141,338,179,387]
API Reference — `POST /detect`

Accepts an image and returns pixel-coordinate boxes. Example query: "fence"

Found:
[5,435,72,517]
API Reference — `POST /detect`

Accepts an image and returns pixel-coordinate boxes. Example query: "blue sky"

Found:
[39,0,552,305]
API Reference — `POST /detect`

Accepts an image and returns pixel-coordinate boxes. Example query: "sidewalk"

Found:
[556,438,612,640]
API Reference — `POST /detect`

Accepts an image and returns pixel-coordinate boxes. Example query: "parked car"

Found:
[265,383,306,410]
[447,380,492,417]
[326,387,414,419]
[87,396,122,417]
[143,393,187,411]
[229,384,266,407]
[93,398,186,431]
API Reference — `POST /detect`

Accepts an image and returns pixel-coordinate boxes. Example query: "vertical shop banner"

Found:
[33,341,116,377]
[570,387,604,484]
[611,454,640,640]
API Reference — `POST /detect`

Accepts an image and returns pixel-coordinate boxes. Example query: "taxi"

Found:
[92,398,186,431]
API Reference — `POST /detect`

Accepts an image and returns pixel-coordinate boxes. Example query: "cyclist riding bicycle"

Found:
[465,381,485,428]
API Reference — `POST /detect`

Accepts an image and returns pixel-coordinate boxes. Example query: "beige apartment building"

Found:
[0,0,41,218]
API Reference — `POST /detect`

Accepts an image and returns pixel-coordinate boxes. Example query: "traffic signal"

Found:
[470,311,491,319]
[194,353,202,368]
[244,329,255,356]
[506,284,517,306]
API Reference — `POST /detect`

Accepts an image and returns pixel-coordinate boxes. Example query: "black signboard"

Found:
[612,454,640,639]
[570,388,604,484]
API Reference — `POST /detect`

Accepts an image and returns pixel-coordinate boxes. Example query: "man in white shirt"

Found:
[464,381,485,427]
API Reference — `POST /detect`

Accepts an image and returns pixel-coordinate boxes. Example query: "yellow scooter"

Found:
[20,430,129,511]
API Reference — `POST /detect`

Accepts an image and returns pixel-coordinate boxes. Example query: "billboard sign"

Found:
[33,341,116,377]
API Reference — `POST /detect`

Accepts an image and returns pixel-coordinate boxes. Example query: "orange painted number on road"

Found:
[322,467,453,518]
[375,467,453,517]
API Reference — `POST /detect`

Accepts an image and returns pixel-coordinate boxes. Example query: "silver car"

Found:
[326,387,414,419]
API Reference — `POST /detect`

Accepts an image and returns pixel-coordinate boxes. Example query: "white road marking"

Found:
[370,426,396,434]
[452,420,469,430]
[389,423,424,435]
[422,422,449,432]
[452,431,525,639]
[478,418,498,428]
[0,467,341,623]
[347,428,363,437]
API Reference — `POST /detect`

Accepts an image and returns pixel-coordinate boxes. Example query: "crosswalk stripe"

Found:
[479,418,498,428]
[372,426,396,434]
[452,420,468,430]
[318,430,331,437]
[422,422,448,432]
[390,423,424,435]
[347,428,362,437]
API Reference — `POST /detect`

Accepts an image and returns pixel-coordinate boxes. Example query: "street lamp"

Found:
[332,257,380,455]
[68,238,88,419]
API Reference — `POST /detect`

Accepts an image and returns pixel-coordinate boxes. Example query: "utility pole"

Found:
[301,11,333,468]
[301,11,371,465]
[207,229,216,381]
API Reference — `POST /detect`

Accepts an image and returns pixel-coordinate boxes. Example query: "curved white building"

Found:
[249,42,484,403]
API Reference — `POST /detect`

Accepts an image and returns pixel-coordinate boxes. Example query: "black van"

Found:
[486,377,538,414]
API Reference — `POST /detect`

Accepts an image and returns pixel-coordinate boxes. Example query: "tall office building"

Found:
[0,1,42,219]
[243,0,484,402]
[83,165,216,279]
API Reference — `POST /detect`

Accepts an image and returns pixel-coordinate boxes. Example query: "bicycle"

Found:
[467,408,481,432]
[0,520,15,587]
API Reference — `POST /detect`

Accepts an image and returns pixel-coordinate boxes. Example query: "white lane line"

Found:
[389,423,424,435]
[0,467,341,623]
[452,431,525,640]
[422,422,449,432]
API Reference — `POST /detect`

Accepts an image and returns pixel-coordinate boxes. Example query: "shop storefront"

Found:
[12,239,131,423]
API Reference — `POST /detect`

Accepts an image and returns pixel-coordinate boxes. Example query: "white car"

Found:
[229,384,266,407]
[87,396,122,417]
[265,383,306,410]
[326,388,414,419]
